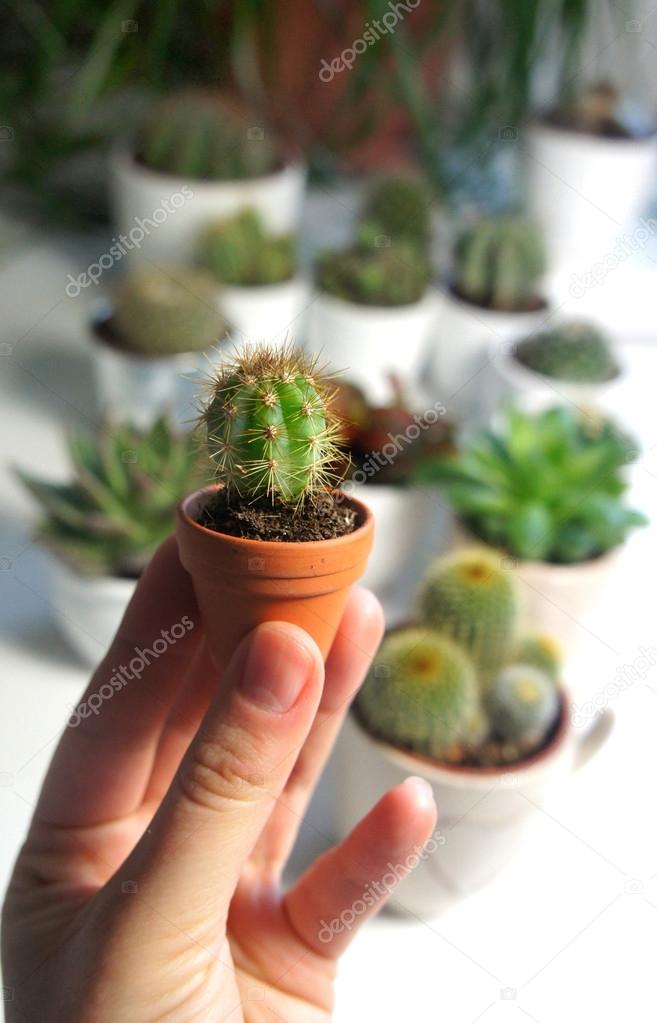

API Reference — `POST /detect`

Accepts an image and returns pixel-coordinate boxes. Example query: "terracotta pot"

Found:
[176,485,374,666]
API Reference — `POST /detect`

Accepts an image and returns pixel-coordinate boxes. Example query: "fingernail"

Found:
[238,625,314,713]
[403,776,435,809]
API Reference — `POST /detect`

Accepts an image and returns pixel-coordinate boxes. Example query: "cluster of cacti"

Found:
[199,208,296,287]
[138,91,279,180]
[17,417,201,578]
[202,345,342,503]
[486,664,560,746]
[114,265,225,356]
[316,241,430,306]
[360,175,432,251]
[514,633,561,681]
[453,214,546,311]
[514,321,620,383]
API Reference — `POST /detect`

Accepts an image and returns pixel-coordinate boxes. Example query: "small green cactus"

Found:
[453,214,546,311]
[514,633,561,682]
[486,664,560,747]
[418,548,519,684]
[202,346,343,503]
[361,175,432,251]
[514,321,620,383]
[113,265,225,356]
[137,90,278,180]
[199,208,296,286]
[357,627,480,760]
[316,241,431,306]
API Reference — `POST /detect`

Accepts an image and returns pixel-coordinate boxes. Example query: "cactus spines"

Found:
[454,214,546,311]
[361,175,432,251]
[418,548,519,684]
[114,266,225,356]
[514,633,561,682]
[486,664,560,747]
[514,321,620,383]
[202,346,344,503]
[199,208,296,286]
[357,627,480,760]
[316,242,430,307]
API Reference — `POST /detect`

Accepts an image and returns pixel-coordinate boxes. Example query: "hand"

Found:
[2,537,437,1022]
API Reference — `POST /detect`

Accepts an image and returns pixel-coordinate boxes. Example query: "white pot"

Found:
[49,557,135,665]
[109,148,307,267]
[306,290,438,405]
[426,289,551,421]
[218,276,310,355]
[335,703,612,917]
[525,123,657,268]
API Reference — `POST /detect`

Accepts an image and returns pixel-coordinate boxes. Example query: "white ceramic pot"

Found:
[525,123,657,268]
[109,148,307,267]
[218,276,310,355]
[426,288,551,421]
[306,290,438,405]
[335,703,612,917]
[49,557,135,665]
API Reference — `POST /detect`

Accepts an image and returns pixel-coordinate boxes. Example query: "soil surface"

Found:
[197,488,359,542]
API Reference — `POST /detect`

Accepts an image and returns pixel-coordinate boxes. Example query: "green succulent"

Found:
[418,548,519,685]
[17,418,202,578]
[416,406,646,564]
[113,265,225,356]
[202,345,343,503]
[514,321,620,383]
[514,633,561,681]
[357,627,480,760]
[486,664,560,747]
[316,241,431,306]
[137,90,279,180]
[360,175,432,251]
[453,214,546,311]
[199,208,296,286]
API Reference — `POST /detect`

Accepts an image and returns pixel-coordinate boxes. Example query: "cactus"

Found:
[514,633,561,682]
[453,214,546,311]
[514,321,620,383]
[418,548,519,684]
[316,241,431,306]
[199,208,296,286]
[486,664,560,747]
[361,175,432,251]
[357,627,480,760]
[16,417,202,577]
[137,90,279,180]
[113,265,225,356]
[202,346,344,503]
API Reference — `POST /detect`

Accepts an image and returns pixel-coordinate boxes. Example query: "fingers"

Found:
[248,588,384,874]
[284,778,437,958]
[116,622,325,924]
[36,536,202,826]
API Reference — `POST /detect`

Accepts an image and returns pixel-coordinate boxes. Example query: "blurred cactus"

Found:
[514,633,561,681]
[361,175,432,251]
[199,208,296,286]
[316,241,431,306]
[486,664,560,747]
[454,214,546,311]
[514,321,620,383]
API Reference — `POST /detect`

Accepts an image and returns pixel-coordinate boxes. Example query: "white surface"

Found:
[2,206,657,1022]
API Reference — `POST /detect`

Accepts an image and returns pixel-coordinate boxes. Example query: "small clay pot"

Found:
[176,485,374,667]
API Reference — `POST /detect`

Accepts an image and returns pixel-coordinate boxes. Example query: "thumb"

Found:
[112,622,324,925]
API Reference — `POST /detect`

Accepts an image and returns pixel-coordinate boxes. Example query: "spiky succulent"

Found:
[17,418,202,578]
[514,321,620,383]
[202,346,344,503]
[454,214,546,311]
[316,241,430,306]
[199,208,296,286]
[514,634,561,682]
[137,90,279,180]
[418,548,519,685]
[113,265,225,356]
[360,175,432,251]
[486,664,560,747]
[357,627,480,760]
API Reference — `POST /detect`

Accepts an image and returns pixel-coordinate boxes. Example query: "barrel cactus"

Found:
[513,321,620,383]
[486,664,560,747]
[453,214,546,311]
[418,548,519,684]
[199,208,296,286]
[114,266,225,356]
[202,346,343,503]
[316,242,430,306]
[361,175,432,251]
[514,633,561,682]
[357,627,480,760]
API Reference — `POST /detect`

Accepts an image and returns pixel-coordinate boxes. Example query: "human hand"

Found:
[2,537,437,1022]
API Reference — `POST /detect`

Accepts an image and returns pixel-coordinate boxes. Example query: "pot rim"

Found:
[440,282,550,320]
[110,145,306,188]
[528,118,657,148]
[453,521,621,577]
[313,286,436,317]
[89,301,216,364]
[219,274,310,299]
[491,333,625,391]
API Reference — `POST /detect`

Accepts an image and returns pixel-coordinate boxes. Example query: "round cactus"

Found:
[454,214,546,311]
[199,208,296,286]
[202,346,343,503]
[315,241,430,306]
[418,548,519,684]
[357,627,480,760]
[514,321,619,383]
[486,664,560,747]
[361,175,432,250]
[114,266,224,356]
[514,633,561,682]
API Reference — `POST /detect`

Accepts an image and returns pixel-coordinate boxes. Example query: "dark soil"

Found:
[197,488,359,542]
[543,111,634,139]
[93,314,139,356]
[450,284,547,315]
